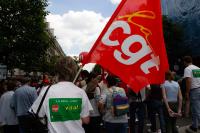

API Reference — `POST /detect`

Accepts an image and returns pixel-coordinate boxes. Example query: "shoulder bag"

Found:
[29,84,52,133]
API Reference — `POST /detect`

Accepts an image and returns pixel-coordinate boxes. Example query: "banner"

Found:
[85,0,169,92]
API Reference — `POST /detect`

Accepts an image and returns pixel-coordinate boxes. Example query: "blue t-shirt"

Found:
[162,80,179,102]
[11,85,38,116]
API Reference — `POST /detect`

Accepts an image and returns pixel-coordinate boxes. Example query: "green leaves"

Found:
[0,0,51,72]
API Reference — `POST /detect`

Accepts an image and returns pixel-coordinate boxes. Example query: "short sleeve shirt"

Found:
[99,87,128,123]
[0,91,18,125]
[12,85,38,116]
[162,80,179,102]
[89,87,101,117]
[184,65,200,89]
[30,82,93,133]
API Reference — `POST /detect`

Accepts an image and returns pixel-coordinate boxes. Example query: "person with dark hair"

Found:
[183,56,200,133]
[10,77,38,133]
[37,73,50,94]
[162,71,182,133]
[183,56,193,64]
[30,77,39,89]
[42,73,50,86]
[30,56,93,133]
[0,80,19,133]
[77,70,90,88]
[85,72,100,98]
[83,72,102,133]
[78,70,90,88]
[99,75,128,133]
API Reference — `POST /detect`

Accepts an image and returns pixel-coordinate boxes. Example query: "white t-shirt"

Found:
[184,64,200,89]
[89,87,101,117]
[30,82,93,133]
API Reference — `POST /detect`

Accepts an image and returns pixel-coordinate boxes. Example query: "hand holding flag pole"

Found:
[73,52,89,83]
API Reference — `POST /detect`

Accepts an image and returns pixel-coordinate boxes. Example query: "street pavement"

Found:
[145,116,194,133]
[0,117,196,133]
[98,117,195,133]
[177,117,192,133]
[177,117,200,133]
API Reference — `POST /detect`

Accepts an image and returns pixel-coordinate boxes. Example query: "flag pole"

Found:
[73,65,83,83]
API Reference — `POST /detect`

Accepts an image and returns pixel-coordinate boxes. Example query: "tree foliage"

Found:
[0,0,50,71]
[41,55,63,76]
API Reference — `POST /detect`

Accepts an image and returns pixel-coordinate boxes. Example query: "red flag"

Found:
[85,0,169,92]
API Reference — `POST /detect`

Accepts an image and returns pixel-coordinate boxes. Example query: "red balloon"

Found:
[79,52,88,65]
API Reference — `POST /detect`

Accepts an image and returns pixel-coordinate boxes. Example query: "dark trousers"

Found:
[164,102,178,133]
[83,116,101,133]
[105,122,128,133]
[18,115,33,133]
[129,102,145,133]
[147,100,166,133]
[3,125,19,133]
[18,115,47,133]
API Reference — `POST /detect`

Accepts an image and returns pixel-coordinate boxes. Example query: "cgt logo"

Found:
[102,11,160,74]
[52,104,59,112]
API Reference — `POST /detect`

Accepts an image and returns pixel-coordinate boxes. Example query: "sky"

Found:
[46,0,121,56]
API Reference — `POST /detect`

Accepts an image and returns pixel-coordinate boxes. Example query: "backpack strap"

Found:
[111,86,116,90]
[108,86,118,100]
[36,84,52,115]
[111,86,117,94]
[104,86,116,109]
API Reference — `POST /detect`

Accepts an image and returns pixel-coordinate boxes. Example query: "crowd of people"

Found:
[0,56,199,133]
